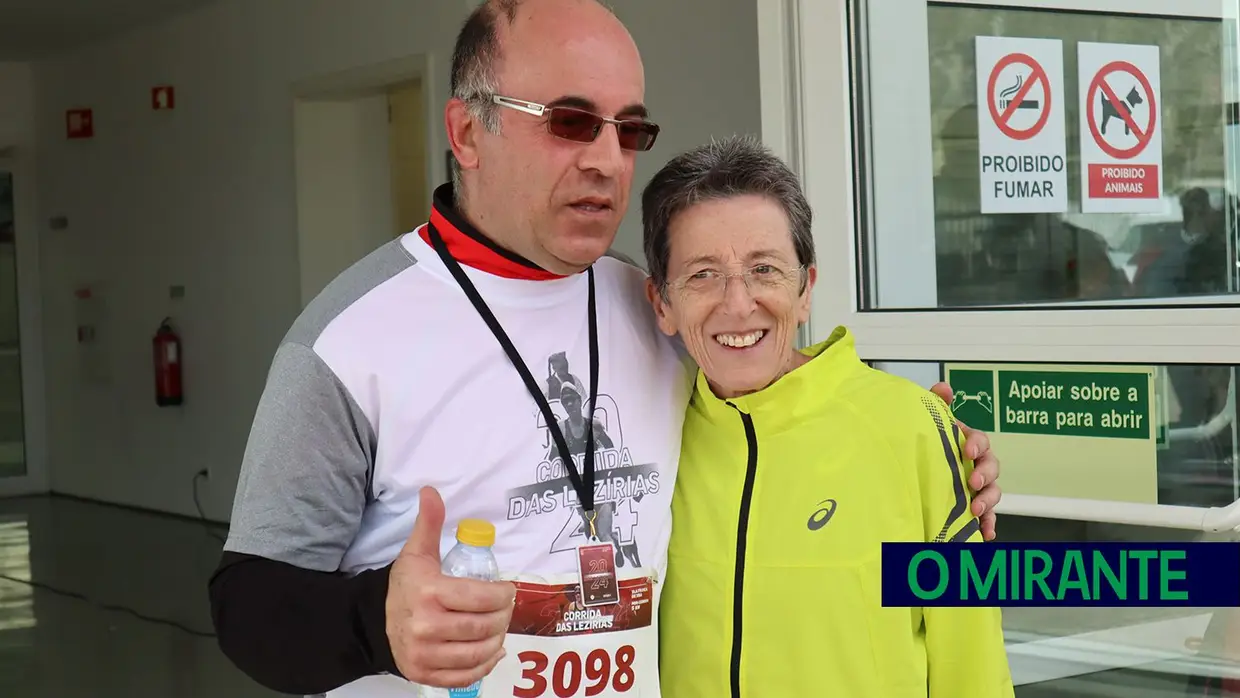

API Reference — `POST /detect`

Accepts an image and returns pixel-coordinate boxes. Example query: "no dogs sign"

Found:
[1078,42,1164,213]
[975,36,1068,214]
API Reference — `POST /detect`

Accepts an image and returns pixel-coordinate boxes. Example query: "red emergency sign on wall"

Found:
[152,85,175,110]
[66,109,94,139]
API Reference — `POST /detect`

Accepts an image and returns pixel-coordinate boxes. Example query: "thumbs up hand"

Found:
[385,487,516,688]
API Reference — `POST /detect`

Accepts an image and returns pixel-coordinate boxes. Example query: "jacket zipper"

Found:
[729,405,759,698]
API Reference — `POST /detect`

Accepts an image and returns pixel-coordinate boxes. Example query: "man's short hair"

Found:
[448,1,521,191]
[447,0,618,193]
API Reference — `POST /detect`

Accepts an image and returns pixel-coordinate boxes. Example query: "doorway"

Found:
[387,79,429,237]
[0,170,24,479]
[0,152,47,498]
[292,57,432,307]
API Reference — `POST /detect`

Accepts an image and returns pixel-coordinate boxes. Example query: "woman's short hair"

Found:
[641,134,815,294]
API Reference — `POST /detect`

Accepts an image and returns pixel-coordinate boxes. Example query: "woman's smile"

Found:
[713,329,767,349]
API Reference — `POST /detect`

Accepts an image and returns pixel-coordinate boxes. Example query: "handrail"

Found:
[995,493,1240,532]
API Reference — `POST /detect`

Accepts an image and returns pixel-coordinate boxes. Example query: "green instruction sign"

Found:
[947,369,996,432]
[999,370,1149,439]
[947,367,1153,440]
[943,363,1158,504]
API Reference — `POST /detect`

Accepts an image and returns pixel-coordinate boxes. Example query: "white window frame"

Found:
[758,0,1240,528]
[0,151,48,498]
[761,0,1240,368]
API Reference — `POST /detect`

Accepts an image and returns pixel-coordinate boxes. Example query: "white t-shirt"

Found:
[225,209,694,698]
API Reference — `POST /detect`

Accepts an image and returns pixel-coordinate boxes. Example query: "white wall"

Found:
[0,63,34,149]
[30,0,762,521]
[294,95,395,307]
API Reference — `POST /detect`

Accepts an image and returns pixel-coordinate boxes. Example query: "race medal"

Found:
[577,543,621,607]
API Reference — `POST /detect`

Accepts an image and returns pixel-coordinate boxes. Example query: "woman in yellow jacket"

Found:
[640,135,1015,698]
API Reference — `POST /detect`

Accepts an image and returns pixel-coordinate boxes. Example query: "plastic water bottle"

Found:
[419,519,501,698]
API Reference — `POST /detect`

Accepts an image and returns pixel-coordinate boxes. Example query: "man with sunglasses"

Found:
[208,1,1004,696]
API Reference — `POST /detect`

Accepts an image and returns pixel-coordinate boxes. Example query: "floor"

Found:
[0,494,1228,697]
[0,495,278,698]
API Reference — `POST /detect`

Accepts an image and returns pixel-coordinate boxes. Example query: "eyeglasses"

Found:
[668,263,807,300]
[491,95,660,152]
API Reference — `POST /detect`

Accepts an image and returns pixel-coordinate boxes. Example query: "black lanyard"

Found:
[427,223,602,537]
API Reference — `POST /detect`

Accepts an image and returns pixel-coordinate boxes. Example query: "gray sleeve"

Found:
[224,341,376,573]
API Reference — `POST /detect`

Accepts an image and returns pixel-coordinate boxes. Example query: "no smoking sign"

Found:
[976,37,1068,214]
[1078,42,1164,214]
[987,53,1051,141]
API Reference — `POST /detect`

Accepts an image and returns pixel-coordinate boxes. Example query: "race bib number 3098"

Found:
[486,575,657,697]
[512,645,637,697]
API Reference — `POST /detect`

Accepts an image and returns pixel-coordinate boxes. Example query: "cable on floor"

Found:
[0,571,216,638]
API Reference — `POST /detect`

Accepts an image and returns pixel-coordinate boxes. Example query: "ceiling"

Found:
[0,0,218,61]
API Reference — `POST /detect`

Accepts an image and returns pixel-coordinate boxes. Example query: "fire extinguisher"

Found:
[153,317,183,407]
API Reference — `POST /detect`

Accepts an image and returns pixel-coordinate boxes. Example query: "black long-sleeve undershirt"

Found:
[207,551,399,695]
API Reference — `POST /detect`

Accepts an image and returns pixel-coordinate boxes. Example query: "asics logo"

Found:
[807,499,838,531]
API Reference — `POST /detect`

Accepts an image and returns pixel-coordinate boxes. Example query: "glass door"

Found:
[0,157,42,497]
[0,170,24,481]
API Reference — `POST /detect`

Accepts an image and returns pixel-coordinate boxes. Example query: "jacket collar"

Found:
[691,325,861,430]
[419,183,568,281]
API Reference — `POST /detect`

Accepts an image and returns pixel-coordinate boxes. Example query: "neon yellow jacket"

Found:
[659,327,1014,698]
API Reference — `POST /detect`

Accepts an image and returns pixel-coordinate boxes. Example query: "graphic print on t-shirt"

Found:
[505,349,663,570]
[491,348,664,698]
